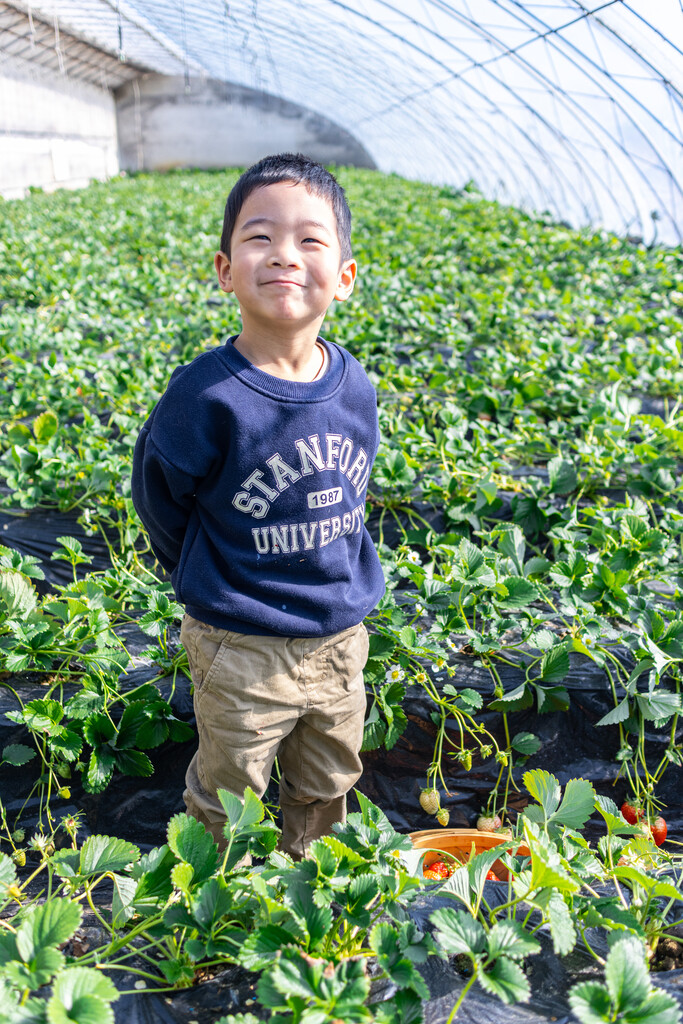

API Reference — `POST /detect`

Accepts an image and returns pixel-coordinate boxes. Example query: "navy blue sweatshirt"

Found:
[131,338,385,636]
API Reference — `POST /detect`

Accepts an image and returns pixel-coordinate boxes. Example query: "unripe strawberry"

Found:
[11,829,25,843]
[58,787,71,800]
[477,814,502,833]
[419,788,440,815]
[12,849,26,867]
[436,808,450,827]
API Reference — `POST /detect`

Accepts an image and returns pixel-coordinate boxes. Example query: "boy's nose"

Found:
[268,242,301,267]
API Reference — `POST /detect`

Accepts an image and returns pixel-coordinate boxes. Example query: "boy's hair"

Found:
[219,153,352,262]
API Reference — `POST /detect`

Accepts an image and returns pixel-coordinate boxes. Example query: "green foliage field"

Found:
[1,167,683,1024]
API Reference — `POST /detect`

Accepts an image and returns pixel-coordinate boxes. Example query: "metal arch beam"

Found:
[223,2,573,218]
[351,0,675,240]
[111,0,613,225]
[350,0,645,236]
[154,0,583,219]
[204,4,558,215]
[497,0,683,238]
[429,0,653,237]
[318,0,599,224]
[72,0,202,73]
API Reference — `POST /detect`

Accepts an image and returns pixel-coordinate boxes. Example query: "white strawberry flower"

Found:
[385,665,405,683]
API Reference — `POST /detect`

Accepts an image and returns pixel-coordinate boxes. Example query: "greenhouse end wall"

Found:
[0,60,118,199]
[115,74,376,173]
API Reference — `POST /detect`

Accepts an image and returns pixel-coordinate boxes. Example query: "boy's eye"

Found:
[303,237,323,245]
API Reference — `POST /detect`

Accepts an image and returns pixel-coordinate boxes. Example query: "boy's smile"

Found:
[215,181,356,346]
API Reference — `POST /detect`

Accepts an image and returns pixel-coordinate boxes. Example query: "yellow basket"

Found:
[406,828,529,882]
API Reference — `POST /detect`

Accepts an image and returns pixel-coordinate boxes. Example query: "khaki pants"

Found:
[180,614,369,859]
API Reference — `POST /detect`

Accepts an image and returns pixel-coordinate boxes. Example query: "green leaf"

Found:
[0,852,17,891]
[511,732,541,756]
[636,689,681,722]
[637,991,683,1023]
[487,920,540,961]
[286,881,334,950]
[82,713,116,747]
[430,907,486,956]
[111,873,138,928]
[548,456,578,495]
[372,989,424,1024]
[115,701,149,749]
[369,921,399,961]
[596,698,631,727]
[191,877,233,931]
[131,846,175,912]
[368,633,396,659]
[569,981,614,1024]
[115,749,154,777]
[20,699,63,735]
[2,744,36,766]
[553,777,596,830]
[399,625,417,648]
[79,835,140,877]
[497,525,526,570]
[496,577,538,609]
[478,955,531,1005]
[0,569,38,617]
[544,892,576,955]
[604,936,650,1012]
[217,786,264,831]
[7,946,64,991]
[521,828,579,894]
[85,749,115,793]
[51,850,81,880]
[539,644,570,683]
[33,411,58,443]
[64,691,106,720]
[15,900,82,961]
[170,862,194,894]
[47,966,118,1024]
[523,768,561,817]
[167,814,218,886]
[488,682,534,712]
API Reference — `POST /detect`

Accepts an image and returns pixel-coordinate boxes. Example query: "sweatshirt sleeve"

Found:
[131,356,226,572]
[131,426,198,572]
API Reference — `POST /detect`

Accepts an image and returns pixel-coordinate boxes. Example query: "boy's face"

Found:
[214,181,356,335]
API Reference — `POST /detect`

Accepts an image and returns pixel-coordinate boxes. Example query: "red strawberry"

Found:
[650,816,667,847]
[620,801,644,825]
[423,860,452,880]
[485,869,500,881]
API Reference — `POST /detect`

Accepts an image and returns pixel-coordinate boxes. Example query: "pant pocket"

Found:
[321,622,369,685]
[181,614,240,693]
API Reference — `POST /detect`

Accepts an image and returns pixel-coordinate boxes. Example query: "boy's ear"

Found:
[214,251,234,293]
[335,258,357,302]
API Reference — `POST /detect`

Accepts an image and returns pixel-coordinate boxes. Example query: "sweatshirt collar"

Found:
[217,335,346,401]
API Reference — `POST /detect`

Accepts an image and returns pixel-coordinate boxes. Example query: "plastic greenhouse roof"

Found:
[25,0,683,244]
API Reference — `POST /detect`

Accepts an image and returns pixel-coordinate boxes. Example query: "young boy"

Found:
[131,153,385,858]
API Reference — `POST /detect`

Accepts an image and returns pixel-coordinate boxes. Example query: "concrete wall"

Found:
[116,75,375,172]
[0,59,119,199]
